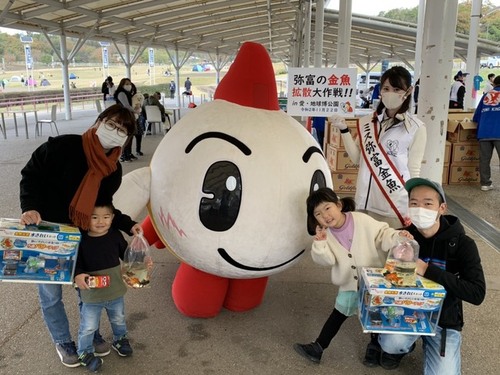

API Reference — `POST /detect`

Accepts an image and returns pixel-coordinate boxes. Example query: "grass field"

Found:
[0,64,222,96]
[0,62,289,99]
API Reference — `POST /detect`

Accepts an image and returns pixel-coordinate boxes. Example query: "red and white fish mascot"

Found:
[114,42,332,317]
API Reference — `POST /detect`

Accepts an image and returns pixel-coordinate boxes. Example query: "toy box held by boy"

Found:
[358,267,446,336]
[0,218,81,284]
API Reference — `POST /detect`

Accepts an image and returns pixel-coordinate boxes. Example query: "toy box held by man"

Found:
[0,218,81,284]
[358,267,446,336]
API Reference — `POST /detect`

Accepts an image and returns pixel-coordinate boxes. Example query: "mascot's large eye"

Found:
[310,170,327,195]
[199,161,242,231]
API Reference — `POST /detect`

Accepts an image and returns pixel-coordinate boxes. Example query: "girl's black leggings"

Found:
[316,308,348,350]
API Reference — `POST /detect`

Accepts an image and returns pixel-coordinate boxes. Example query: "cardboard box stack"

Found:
[324,118,359,194]
[446,112,480,185]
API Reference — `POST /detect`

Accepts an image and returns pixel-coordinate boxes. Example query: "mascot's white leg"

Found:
[113,167,151,221]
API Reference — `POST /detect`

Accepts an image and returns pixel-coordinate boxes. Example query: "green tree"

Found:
[379,7,418,23]
[378,0,500,43]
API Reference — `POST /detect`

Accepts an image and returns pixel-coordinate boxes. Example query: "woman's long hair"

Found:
[114,78,134,105]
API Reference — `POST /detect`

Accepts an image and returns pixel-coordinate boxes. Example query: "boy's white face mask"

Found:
[408,207,438,229]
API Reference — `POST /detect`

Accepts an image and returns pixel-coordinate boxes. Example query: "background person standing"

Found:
[449,71,468,109]
[114,78,138,162]
[483,73,495,94]
[169,80,176,99]
[184,77,192,94]
[473,75,500,191]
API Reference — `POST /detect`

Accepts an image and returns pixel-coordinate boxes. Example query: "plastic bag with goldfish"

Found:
[122,234,153,288]
[383,240,420,287]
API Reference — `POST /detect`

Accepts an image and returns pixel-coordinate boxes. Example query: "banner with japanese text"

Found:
[286,68,357,116]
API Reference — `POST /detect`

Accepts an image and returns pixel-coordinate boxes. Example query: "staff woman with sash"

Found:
[331,66,427,228]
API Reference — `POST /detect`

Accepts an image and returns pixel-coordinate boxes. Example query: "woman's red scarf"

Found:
[69,127,121,230]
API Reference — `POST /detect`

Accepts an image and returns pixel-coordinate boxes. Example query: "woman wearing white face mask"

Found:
[19,104,142,368]
[330,66,427,228]
[114,78,139,162]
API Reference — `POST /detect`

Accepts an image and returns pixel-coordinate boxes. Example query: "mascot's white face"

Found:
[149,100,332,278]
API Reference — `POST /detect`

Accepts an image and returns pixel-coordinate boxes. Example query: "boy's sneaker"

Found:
[55,341,80,368]
[136,151,144,156]
[93,336,111,357]
[481,185,494,191]
[293,341,323,363]
[79,352,103,372]
[112,336,133,357]
[129,154,138,160]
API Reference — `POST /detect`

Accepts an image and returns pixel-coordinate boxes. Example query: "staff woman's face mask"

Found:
[123,84,132,91]
[96,121,128,149]
[381,91,406,110]
[408,207,439,229]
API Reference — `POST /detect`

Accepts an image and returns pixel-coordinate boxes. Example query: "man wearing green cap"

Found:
[363,178,486,373]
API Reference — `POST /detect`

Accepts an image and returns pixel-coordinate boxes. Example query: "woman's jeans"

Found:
[379,326,462,375]
[38,284,105,345]
[38,284,72,344]
[77,297,127,355]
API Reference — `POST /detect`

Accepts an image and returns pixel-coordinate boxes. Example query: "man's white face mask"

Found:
[408,207,439,229]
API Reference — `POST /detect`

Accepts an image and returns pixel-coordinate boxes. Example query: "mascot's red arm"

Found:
[141,215,268,318]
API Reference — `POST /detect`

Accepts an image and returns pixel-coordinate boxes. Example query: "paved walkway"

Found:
[0,108,498,374]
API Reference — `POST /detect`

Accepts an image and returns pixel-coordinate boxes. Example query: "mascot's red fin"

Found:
[214,41,279,111]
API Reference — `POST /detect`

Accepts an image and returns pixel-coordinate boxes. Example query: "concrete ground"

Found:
[0,106,498,374]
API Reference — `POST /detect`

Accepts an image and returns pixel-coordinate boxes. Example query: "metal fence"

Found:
[0,90,102,113]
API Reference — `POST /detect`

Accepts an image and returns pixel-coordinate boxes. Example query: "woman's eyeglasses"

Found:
[102,119,131,137]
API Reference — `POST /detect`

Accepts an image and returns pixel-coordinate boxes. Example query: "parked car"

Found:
[480,56,500,69]
[10,75,22,82]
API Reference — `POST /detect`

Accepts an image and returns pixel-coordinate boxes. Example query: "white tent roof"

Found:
[1,0,499,65]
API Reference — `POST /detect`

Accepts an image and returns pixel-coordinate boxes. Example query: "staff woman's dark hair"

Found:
[306,188,356,235]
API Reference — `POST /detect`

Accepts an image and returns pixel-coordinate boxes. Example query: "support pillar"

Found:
[336,0,352,68]
[59,32,71,120]
[418,0,459,182]
[313,0,325,68]
[464,0,483,110]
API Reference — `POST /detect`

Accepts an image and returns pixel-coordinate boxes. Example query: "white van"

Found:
[357,72,381,88]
